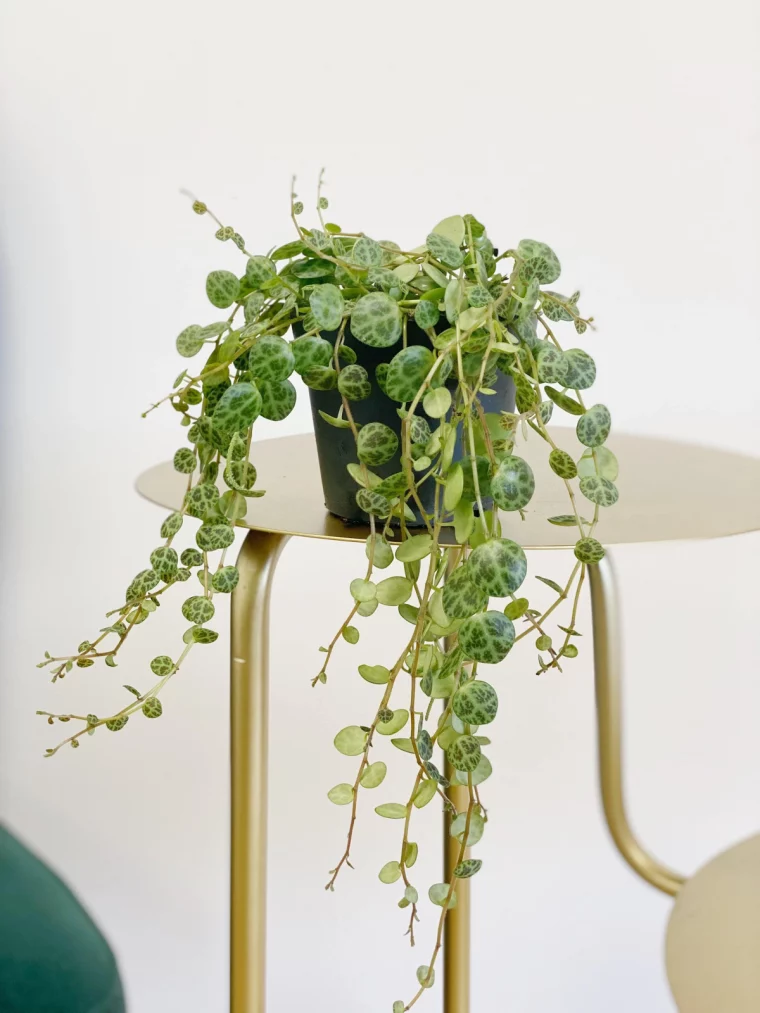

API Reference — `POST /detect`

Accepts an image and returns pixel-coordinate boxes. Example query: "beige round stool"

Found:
[665,834,760,1012]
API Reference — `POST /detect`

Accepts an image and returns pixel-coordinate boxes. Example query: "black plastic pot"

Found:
[296,317,515,524]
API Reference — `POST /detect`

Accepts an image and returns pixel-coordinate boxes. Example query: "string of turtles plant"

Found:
[38,176,617,1011]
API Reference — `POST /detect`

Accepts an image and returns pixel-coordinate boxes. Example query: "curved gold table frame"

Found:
[136,431,760,1013]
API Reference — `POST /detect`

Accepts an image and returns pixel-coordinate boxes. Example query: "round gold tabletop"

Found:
[135,431,760,548]
[666,834,760,1012]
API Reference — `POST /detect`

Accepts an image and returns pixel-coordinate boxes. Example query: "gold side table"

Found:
[136,431,760,1013]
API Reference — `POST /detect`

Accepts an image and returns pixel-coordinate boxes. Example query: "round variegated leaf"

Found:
[258,379,296,420]
[574,537,605,563]
[446,734,482,772]
[212,382,262,433]
[350,292,402,348]
[414,299,440,330]
[468,538,527,597]
[453,859,483,879]
[541,292,574,322]
[160,512,183,538]
[563,348,596,389]
[385,346,435,403]
[191,626,219,644]
[248,335,295,382]
[181,548,203,568]
[150,655,174,676]
[244,292,266,325]
[337,364,371,401]
[491,455,535,511]
[245,256,276,287]
[535,342,569,384]
[426,232,464,268]
[173,448,196,474]
[292,335,333,373]
[196,523,235,551]
[548,449,577,479]
[452,680,498,725]
[206,270,240,309]
[176,325,204,357]
[181,595,215,624]
[309,283,344,332]
[467,284,493,307]
[125,568,159,603]
[149,546,178,581]
[441,565,489,619]
[356,488,391,517]
[352,236,383,267]
[517,239,561,284]
[357,422,398,466]
[211,565,240,592]
[579,475,619,507]
[302,365,337,390]
[183,482,219,519]
[409,414,431,444]
[459,610,515,664]
[576,404,611,447]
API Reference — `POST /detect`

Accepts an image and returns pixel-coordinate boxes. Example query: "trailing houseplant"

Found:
[38,177,615,1010]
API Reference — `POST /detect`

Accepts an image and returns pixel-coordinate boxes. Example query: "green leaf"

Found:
[376,576,413,606]
[360,761,387,789]
[365,533,393,569]
[444,463,464,512]
[375,803,408,819]
[453,754,493,786]
[547,514,590,526]
[347,462,382,489]
[379,860,402,884]
[453,499,475,545]
[457,305,488,332]
[427,232,464,268]
[579,475,619,507]
[391,737,415,753]
[318,409,352,429]
[350,578,377,603]
[504,597,529,619]
[432,215,465,246]
[327,783,354,805]
[395,534,433,563]
[576,404,612,448]
[453,859,483,879]
[334,725,369,756]
[405,841,419,868]
[270,240,305,260]
[342,625,360,644]
[577,445,619,481]
[450,811,485,846]
[416,966,436,989]
[377,709,409,735]
[358,664,391,685]
[544,386,585,415]
[428,883,457,909]
[350,292,402,348]
[536,575,564,594]
[309,283,344,331]
[413,779,438,809]
[423,386,451,419]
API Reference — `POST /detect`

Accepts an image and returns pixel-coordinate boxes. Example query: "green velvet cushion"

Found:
[0,824,125,1013]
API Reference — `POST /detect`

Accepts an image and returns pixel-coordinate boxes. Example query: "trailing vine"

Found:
[38,175,616,1010]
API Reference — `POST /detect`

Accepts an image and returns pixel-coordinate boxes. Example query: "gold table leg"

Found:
[230,530,289,1013]
[588,553,686,896]
[443,769,470,1013]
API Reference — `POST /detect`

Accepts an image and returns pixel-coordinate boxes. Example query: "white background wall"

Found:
[1,1,758,1011]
